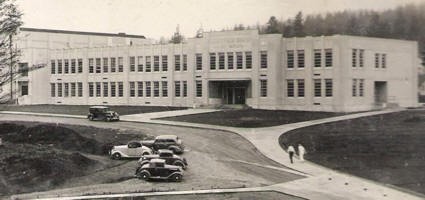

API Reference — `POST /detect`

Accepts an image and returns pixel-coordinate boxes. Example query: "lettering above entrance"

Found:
[209,37,253,51]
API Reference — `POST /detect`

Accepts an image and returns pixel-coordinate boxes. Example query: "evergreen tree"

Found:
[265,16,279,34]
[293,11,305,37]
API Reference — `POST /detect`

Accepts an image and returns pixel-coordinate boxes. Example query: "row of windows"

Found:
[87,82,124,97]
[51,59,83,74]
[286,79,333,97]
[288,49,333,69]
[375,53,387,68]
[352,79,365,97]
[313,79,333,97]
[209,51,267,70]
[50,82,83,97]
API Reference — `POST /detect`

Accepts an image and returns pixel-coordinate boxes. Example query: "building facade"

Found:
[12,28,420,112]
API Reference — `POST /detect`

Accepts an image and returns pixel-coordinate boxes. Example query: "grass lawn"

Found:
[0,105,186,116]
[279,109,425,195]
[160,109,341,127]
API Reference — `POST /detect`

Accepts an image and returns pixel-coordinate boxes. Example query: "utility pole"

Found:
[9,34,13,103]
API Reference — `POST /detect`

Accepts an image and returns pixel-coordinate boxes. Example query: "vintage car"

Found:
[141,135,185,154]
[137,149,187,170]
[87,106,119,121]
[110,140,153,159]
[135,159,183,182]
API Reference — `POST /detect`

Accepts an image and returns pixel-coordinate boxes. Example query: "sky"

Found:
[15,0,425,40]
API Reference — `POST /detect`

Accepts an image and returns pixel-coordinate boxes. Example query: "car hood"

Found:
[141,140,155,146]
[112,145,127,149]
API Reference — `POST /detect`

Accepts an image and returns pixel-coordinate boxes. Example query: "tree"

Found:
[265,16,279,34]
[170,25,184,44]
[293,11,305,37]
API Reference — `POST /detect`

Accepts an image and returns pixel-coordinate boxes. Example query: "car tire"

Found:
[173,161,185,169]
[171,174,182,182]
[88,116,94,121]
[111,153,122,160]
[139,171,150,180]
[105,117,111,122]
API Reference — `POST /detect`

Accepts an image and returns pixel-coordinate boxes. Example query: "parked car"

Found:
[110,141,153,159]
[87,106,119,121]
[137,149,188,170]
[135,159,183,182]
[141,135,185,154]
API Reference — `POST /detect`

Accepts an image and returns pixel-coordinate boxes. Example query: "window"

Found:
[58,60,63,74]
[245,51,252,69]
[183,55,187,71]
[51,60,56,74]
[71,59,76,73]
[209,53,216,70]
[137,81,143,97]
[162,81,168,97]
[359,49,364,67]
[162,55,168,71]
[260,79,267,97]
[174,55,181,71]
[145,81,151,97]
[57,83,63,97]
[64,59,69,74]
[175,81,181,97]
[287,79,294,97]
[51,83,55,97]
[325,49,332,67]
[77,82,83,97]
[382,54,386,68]
[103,82,108,97]
[95,58,101,73]
[314,49,321,68]
[88,82,93,97]
[153,81,160,97]
[182,81,187,97]
[196,53,202,70]
[110,58,116,72]
[145,56,151,72]
[236,52,243,69]
[297,79,305,97]
[325,79,333,97]
[352,79,357,97]
[129,82,135,97]
[21,85,28,96]
[314,79,321,97]
[103,58,108,73]
[154,56,159,71]
[137,56,143,72]
[287,50,294,68]
[260,51,267,69]
[110,82,116,97]
[218,52,225,69]
[375,53,379,68]
[78,59,83,73]
[71,82,76,97]
[352,49,357,67]
[19,63,28,77]
[95,82,101,97]
[297,50,304,68]
[64,83,69,97]
[359,79,364,97]
[118,82,123,97]
[118,57,123,72]
[196,80,202,97]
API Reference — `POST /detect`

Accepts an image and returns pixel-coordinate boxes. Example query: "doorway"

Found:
[374,81,387,105]
[226,87,246,104]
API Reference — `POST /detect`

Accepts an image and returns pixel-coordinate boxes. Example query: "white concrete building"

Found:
[11,28,420,112]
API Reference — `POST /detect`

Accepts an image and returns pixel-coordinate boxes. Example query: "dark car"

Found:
[87,106,119,121]
[141,135,184,154]
[135,159,183,182]
[137,149,187,170]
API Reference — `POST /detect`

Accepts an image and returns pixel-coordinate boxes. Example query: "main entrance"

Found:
[208,80,251,105]
[226,87,246,104]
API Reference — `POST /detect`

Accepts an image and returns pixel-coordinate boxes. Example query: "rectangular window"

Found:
[88,82,93,97]
[175,81,181,97]
[77,82,83,97]
[314,49,321,68]
[162,81,168,97]
[359,49,364,67]
[325,49,332,67]
[174,55,181,71]
[71,59,76,73]
[287,50,294,69]
[145,56,151,72]
[137,56,143,72]
[118,82,124,97]
[352,79,357,97]
[95,58,101,73]
[51,83,55,97]
[103,82,108,97]
[145,81,151,97]
[245,51,252,69]
[95,82,101,97]
[260,79,267,97]
[64,59,69,74]
[218,52,225,69]
[375,53,380,68]
[236,52,243,69]
[78,59,83,73]
[183,55,187,71]
[58,83,63,97]
[137,81,143,97]
[118,57,123,72]
[110,82,116,97]
[153,81,160,97]
[209,53,216,70]
[129,81,135,97]
[64,83,69,97]
[260,51,268,69]
[57,60,63,74]
[227,52,234,69]
[196,53,202,70]
[196,80,202,97]
[51,60,56,74]
[325,79,333,97]
[314,79,321,97]
[359,79,364,97]
[154,56,159,71]
[382,54,386,68]
[110,57,116,72]
[103,58,108,73]
[352,49,357,68]
[162,55,168,71]
[182,81,187,97]
[287,79,294,97]
[297,50,305,68]
[297,79,305,97]
[71,82,76,97]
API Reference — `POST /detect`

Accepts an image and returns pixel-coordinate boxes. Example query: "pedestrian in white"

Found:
[298,144,306,161]
[287,145,295,164]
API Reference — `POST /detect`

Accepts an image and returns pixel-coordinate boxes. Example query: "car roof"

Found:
[155,135,178,140]
[90,106,109,109]
[151,158,166,163]
[158,149,173,154]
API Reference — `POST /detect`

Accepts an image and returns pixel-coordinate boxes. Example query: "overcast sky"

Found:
[15,0,425,40]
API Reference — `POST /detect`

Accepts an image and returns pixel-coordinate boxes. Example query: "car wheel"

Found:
[88,116,94,121]
[139,171,150,180]
[111,153,122,160]
[105,117,111,122]
[171,174,182,182]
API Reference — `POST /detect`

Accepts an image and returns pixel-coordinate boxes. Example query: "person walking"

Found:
[298,144,306,161]
[287,145,295,164]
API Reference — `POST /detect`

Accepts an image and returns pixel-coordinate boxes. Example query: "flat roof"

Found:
[20,27,146,39]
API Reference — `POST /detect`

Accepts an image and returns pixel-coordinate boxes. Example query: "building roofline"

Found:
[20,27,146,39]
